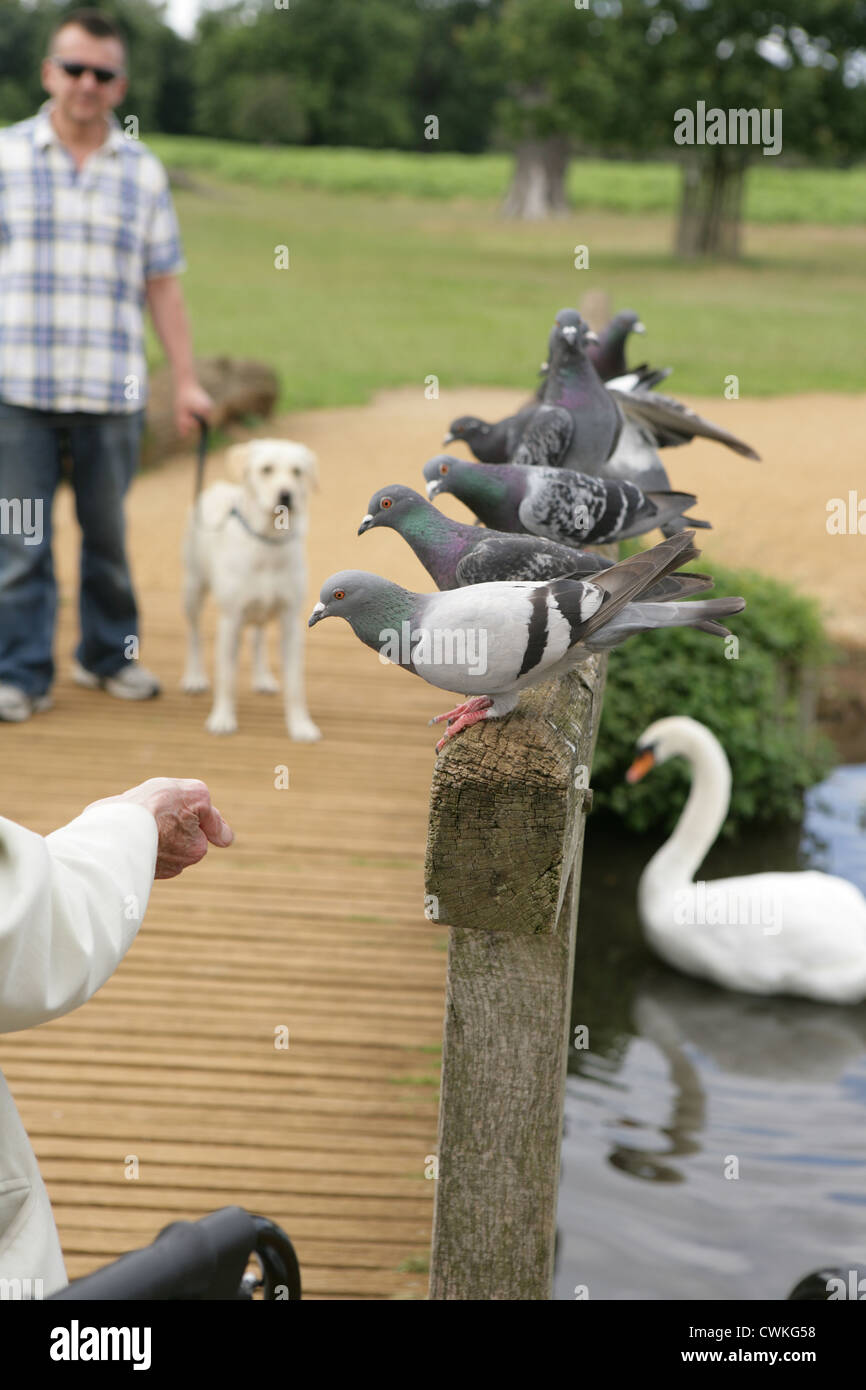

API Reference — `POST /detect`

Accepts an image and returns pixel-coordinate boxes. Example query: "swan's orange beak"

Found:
[626,748,655,783]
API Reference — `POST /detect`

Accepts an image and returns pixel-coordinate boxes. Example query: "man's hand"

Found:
[86,778,233,879]
[175,379,214,438]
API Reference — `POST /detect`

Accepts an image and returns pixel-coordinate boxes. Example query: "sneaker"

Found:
[72,659,161,700]
[0,683,53,722]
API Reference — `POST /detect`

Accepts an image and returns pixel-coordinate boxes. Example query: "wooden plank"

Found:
[0,445,450,1299]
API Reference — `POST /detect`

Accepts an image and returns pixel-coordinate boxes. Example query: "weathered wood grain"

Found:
[425,658,607,1300]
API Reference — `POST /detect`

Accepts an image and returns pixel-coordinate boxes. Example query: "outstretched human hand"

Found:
[86,778,234,879]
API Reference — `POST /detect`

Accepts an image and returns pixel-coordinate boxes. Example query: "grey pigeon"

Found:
[525,309,623,470]
[444,308,759,499]
[513,310,757,518]
[586,309,670,384]
[443,405,537,464]
[359,484,713,600]
[422,455,704,546]
[443,310,636,470]
[308,532,745,750]
[358,484,613,587]
[442,309,639,461]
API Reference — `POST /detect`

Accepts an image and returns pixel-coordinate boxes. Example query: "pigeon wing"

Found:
[517,469,608,544]
[609,387,761,459]
[643,570,715,601]
[605,365,673,393]
[560,530,702,646]
[454,535,611,586]
[511,406,574,468]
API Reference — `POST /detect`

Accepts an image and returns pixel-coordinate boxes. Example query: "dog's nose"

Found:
[278,491,294,510]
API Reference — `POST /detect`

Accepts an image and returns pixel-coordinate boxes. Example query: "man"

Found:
[0,9,212,721]
[0,777,233,1295]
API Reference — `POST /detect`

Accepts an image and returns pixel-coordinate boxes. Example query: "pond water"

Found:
[554,764,866,1301]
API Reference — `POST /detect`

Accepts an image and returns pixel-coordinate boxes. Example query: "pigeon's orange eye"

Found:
[333,589,345,600]
[380,497,392,509]
[440,464,449,475]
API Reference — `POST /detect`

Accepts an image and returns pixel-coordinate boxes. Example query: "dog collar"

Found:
[228,507,290,544]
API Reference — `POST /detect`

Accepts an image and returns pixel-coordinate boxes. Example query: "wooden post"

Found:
[425,654,607,1300]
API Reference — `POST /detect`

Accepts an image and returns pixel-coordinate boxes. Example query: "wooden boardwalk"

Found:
[0,395,474,1300]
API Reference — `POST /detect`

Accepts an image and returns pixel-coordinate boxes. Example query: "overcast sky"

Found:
[164,0,204,37]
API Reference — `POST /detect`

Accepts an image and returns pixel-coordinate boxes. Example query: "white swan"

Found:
[626,716,866,1004]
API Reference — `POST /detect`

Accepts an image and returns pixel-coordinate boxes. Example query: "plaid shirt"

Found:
[0,101,185,414]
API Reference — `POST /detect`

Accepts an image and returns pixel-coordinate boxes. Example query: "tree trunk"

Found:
[675,149,748,258]
[502,135,571,220]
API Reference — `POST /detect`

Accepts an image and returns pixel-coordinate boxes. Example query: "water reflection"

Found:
[554,764,866,1300]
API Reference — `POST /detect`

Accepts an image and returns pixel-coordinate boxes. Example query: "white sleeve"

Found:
[0,803,159,1034]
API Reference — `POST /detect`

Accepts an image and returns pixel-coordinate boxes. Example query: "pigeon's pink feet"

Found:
[429,696,493,751]
[429,694,492,727]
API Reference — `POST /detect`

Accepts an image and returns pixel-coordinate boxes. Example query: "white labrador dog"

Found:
[181,438,321,740]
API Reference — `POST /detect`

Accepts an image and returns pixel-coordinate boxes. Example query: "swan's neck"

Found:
[644,734,732,891]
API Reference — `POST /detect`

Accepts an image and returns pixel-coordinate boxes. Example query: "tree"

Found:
[462,0,628,220]
[641,0,866,257]
[472,0,866,252]
[193,0,422,148]
[409,0,506,153]
[232,73,309,146]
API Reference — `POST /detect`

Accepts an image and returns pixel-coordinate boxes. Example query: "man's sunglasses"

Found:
[51,57,123,85]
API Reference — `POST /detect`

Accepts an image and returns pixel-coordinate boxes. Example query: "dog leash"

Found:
[193,412,210,502]
[192,413,288,544]
[227,506,289,545]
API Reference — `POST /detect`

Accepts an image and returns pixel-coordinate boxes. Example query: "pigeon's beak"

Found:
[357,513,374,535]
[626,748,656,783]
[308,601,326,628]
[584,330,600,346]
[442,432,455,445]
[633,321,646,335]
[425,479,443,499]
[561,325,578,346]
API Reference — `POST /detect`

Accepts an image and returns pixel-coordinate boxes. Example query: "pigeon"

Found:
[444,309,759,500]
[443,404,538,464]
[586,309,669,384]
[512,310,759,483]
[308,532,745,750]
[358,484,614,587]
[443,311,620,471]
[443,372,663,464]
[359,483,714,600]
[422,455,705,546]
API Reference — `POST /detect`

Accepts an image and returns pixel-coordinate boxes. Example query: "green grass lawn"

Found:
[154,166,864,409]
[148,137,866,227]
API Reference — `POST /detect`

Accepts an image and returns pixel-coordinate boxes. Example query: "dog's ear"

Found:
[224,443,250,482]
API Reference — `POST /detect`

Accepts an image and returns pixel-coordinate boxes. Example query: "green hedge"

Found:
[592,554,835,835]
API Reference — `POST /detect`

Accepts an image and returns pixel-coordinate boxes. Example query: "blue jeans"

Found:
[0,401,145,696]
